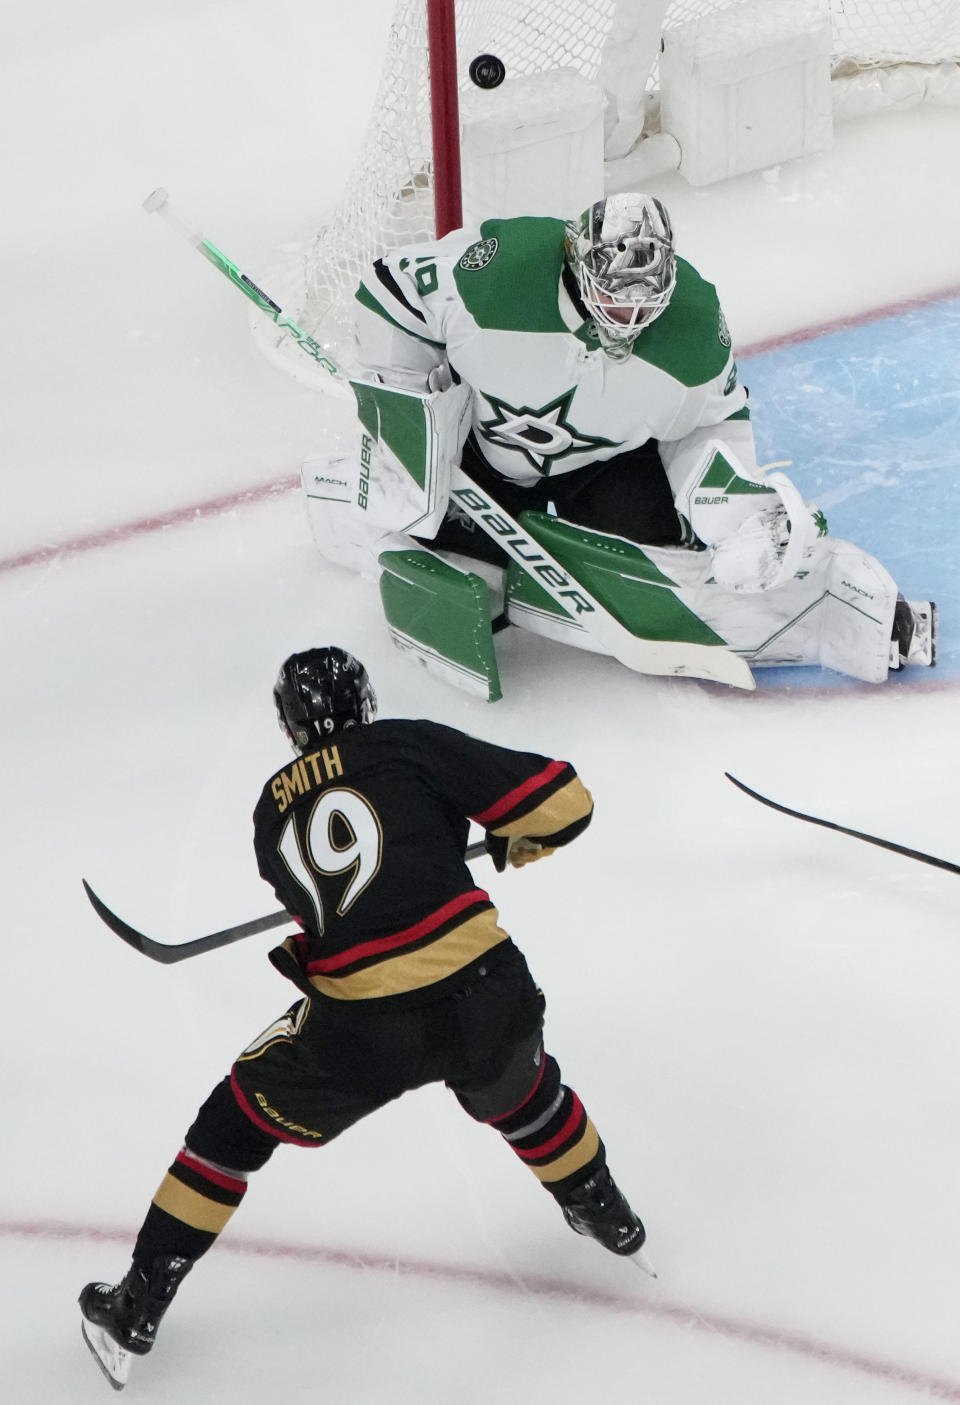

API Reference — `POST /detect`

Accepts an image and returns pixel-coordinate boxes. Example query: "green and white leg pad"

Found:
[379,548,503,701]
[503,512,927,685]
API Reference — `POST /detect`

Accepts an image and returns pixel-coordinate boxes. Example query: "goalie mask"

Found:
[274,647,377,752]
[565,194,677,361]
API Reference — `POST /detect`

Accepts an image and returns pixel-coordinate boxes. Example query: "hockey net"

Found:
[253,0,960,392]
[669,0,960,67]
[255,0,624,392]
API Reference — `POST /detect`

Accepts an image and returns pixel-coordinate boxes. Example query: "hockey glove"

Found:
[710,472,827,594]
[509,838,556,868]
[485,834,556,872]
[710,503,791,592]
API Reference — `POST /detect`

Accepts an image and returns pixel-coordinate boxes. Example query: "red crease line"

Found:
[738,282,960,360]
[0,475,299,575]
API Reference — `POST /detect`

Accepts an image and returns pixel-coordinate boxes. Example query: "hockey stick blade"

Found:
[81,880,293,964]
[82,839,491,964]
[725,774,960,876]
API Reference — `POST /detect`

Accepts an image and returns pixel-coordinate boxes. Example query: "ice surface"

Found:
[3,6,960,1402]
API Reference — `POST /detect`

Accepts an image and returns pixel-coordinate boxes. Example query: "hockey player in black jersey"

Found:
[79,647,649,1390]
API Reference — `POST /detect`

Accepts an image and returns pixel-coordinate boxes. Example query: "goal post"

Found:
[426,0,463,238]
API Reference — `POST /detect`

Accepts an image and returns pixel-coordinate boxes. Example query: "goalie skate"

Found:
[889,598,937,669]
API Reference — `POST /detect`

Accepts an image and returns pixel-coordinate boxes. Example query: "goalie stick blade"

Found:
[81,880,293,964]
[724,774,960,876]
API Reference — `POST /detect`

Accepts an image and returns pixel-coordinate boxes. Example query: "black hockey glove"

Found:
[484,832,511,872]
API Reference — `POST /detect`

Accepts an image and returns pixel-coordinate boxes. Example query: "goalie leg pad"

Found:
[379,549,503,701]
[815,540,900,682]
[504,511,731,655]
[644,536,904,683]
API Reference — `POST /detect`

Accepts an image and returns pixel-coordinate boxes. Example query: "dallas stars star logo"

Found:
[477,388,621,475]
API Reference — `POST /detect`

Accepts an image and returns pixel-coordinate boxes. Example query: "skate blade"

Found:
[81,1319,132,1391]
[630,1245,658,1279]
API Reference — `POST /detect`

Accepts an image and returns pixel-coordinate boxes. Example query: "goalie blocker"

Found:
[302,383,935,700]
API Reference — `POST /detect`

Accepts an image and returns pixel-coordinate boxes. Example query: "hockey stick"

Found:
[725,773,960,876]
[144,189,752,690]
[142,188,344,383]
[82,880,293,964]
[83,838,490,964]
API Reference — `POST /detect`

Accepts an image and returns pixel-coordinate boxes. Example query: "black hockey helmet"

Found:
[274,647,377,752]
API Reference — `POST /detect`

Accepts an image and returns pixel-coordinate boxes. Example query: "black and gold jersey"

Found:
[252,718,592,1005]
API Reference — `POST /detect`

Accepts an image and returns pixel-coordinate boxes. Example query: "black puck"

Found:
[469,53,506,89]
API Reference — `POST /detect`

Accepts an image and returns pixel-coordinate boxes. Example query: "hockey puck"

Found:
[469,54,506,89]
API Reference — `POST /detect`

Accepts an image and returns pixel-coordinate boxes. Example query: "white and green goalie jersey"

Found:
[353,215,756,491]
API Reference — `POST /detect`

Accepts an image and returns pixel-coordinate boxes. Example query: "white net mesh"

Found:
[254,0,960,389]
[662,0,960,69]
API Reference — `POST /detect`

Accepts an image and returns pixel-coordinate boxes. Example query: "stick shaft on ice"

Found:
[725,773,960,875]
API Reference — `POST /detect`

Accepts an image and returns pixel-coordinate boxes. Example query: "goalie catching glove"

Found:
[669,442,828,595]
[709,471,828,594]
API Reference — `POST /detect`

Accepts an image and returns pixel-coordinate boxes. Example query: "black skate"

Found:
[890,597,937,669]
[561,1167,649,1261]
[79,1255,192,1390]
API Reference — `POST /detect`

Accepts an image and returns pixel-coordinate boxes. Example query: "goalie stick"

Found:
[143,188,752,690]
[142,188,344,384]
[83,839,489,965]
[725,773,960,876]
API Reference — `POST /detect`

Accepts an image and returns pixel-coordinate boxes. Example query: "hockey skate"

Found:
[889,597,937,670]
[79,1255,192,1390]
[561,1167,656,1275]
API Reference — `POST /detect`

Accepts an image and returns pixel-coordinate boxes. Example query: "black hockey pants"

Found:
[133,942,606,1273]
